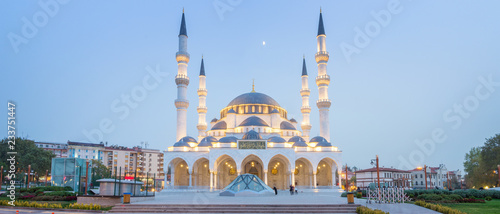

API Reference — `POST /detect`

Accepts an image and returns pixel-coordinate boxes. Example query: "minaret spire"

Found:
[317,9,325,36]
[300,57,312,141]
[175,11,190,141]
[179,9,187,36]
[197,57,208,141]
[315,10,331,142]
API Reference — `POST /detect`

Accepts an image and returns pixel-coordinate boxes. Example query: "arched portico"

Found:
[215,155,238,189]
[193,157,210,188]
[315,157,339,188]
[168,157,190,189]
[240,155,265,181]
[295,158,313,188]
[267,154,291,190]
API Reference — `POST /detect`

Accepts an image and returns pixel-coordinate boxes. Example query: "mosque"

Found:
[164,10,342,190]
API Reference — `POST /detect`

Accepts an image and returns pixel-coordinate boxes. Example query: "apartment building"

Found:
[35,142,68,158]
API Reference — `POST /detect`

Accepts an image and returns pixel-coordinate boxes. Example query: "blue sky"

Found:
[2,0,500,172]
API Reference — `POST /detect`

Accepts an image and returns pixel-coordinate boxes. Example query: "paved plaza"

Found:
[0,190,439,214]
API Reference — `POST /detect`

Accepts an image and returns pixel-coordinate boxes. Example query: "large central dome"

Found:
[227,92,280,107]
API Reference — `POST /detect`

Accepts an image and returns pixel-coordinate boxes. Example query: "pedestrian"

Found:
[273,186,278,195]
[289,185,294,195]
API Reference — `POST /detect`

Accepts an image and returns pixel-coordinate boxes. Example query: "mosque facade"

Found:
[164,11,342,190]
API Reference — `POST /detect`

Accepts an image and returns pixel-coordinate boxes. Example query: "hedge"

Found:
[405,189,500,199]
[414,200,466,214]
[356,206,388,214]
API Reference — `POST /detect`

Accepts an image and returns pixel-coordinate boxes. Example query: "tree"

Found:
[90,159,111,186]
[463,134,500,188]
[0,138,55,182]
[480,134,500,186]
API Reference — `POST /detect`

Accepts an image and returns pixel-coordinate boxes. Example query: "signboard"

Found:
[238,140,267,149]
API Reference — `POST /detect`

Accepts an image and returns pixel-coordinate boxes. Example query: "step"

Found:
[109,204,359,213]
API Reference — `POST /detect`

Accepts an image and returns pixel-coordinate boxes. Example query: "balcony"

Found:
[315,51,329,63]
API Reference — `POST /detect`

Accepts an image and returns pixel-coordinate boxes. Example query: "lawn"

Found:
[441,199,500,214]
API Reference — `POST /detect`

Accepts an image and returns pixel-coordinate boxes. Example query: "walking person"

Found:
[289,185,294,195]
[273,186,278,195]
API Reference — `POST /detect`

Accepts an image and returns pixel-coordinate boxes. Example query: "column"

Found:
[291,172,295,186]
[338,170,341,187]
[209,171,213,189]
[264,170,268,185]
[213,172,217,189]
[331,168,336,187]
[313,172,317,189]
[171,168,175,187]
[188,168,192,188]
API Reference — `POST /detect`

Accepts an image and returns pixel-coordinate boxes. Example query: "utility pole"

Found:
[45,169,48,187]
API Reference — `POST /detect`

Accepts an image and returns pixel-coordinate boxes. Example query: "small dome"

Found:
[180,136,197,144]
[292,140,308,147]
[242,130,262,140]
[211,118,218,123]
[211,121,227,130]
[310,136,332,147]
[228,109,236,113]
[288,136,305,143]
[280,121,296,130]
[267,136,286,143]
[198,136,218,147]
[239,116,269,127]
[289,118,297,123]
[288,136,307,147]
[271,109,279,114]
[219,136,238,143]
[173,140,191,147]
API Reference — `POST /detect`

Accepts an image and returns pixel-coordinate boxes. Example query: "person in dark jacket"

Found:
[273,186,278,195]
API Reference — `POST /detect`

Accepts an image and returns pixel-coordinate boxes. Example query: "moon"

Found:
[262,41,266,46]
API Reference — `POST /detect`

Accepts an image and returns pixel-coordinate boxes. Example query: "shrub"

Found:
[356,206,388,214]
[341,192,347,197]
[485,196,492,201]
[356,193,362,198]
[67,203,101,210]
[443,194,463,201]
[417,194,443,201]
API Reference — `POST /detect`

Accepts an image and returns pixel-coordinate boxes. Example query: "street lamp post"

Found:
[0,166,3,191]
[370,155,381,188]
[497,165,500,187]
[424,165,427,190]
[45,169,48,187]
[345,164,349,191]
[27,165,31,189]
[85,161,89,195]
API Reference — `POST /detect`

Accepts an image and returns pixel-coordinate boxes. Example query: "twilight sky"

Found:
[2,0,500,172]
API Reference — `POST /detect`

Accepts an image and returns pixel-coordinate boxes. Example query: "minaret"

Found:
[300,56,312,141]
[197,57,208,141]
[315,9,332,142]
[175,10,190,141]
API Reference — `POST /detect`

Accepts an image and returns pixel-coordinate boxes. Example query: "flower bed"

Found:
[0,200,101,210]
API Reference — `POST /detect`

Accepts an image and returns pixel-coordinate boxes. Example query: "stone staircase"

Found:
[109,204,360,213]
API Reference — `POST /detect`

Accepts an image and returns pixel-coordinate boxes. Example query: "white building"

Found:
[35,142,68,158]
[411,164,461,189]
[67,141,105,160]
[164,11,342,190]
[355,167,411,189]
